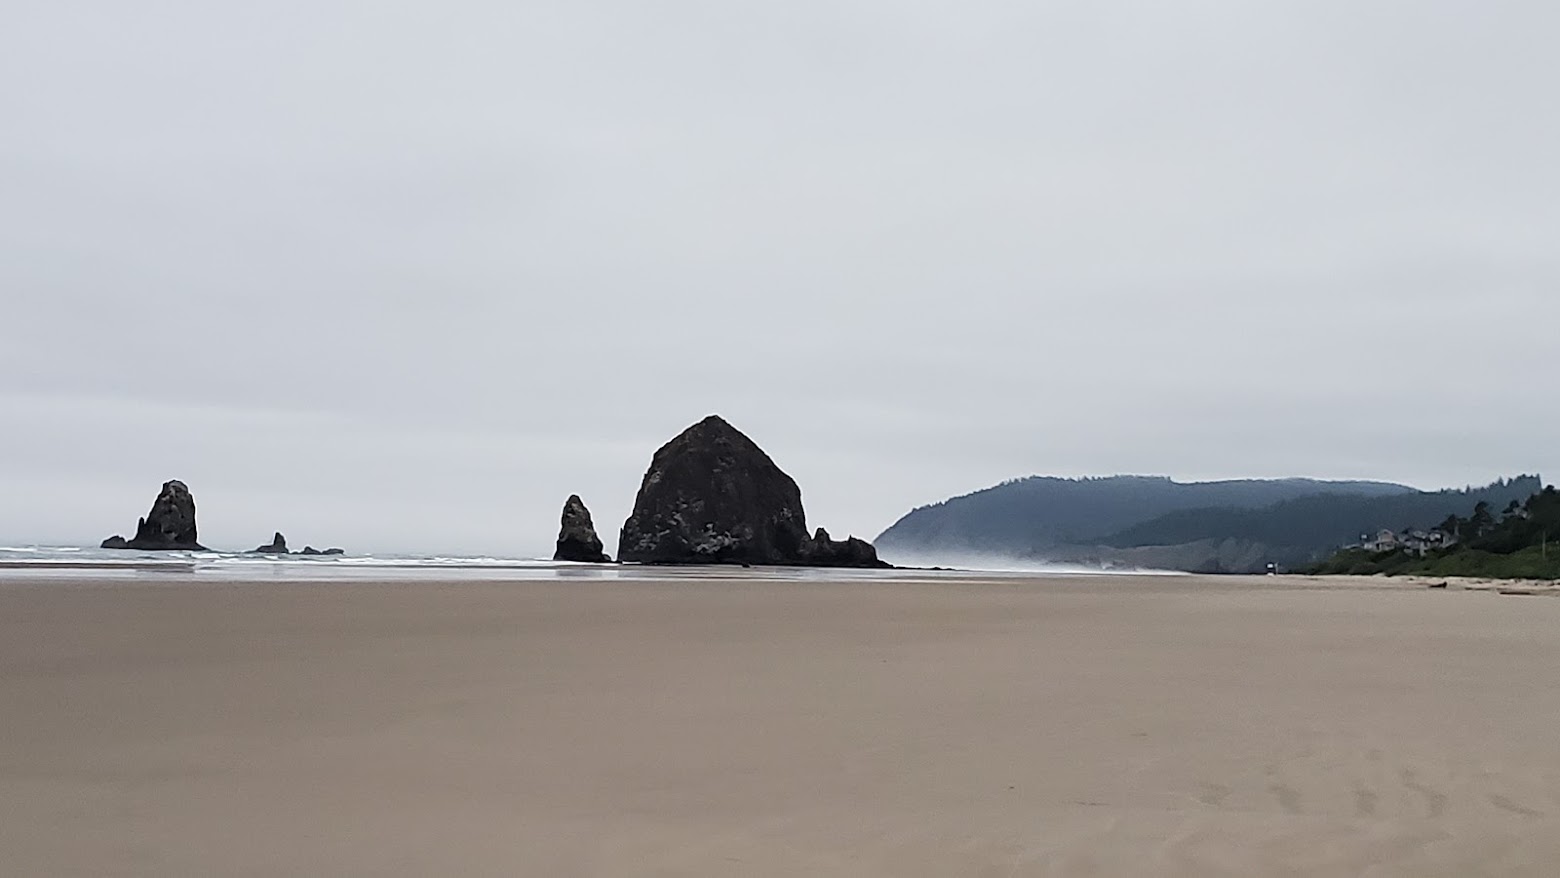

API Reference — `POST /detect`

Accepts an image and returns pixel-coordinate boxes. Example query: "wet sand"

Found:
[3,572,1559,876]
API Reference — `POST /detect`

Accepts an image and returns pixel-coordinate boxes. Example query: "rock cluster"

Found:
[101,480,206,551]
[95,421,883,569]
[616,415,887,568]
[554,494,610,563]
[800,527,883,567]
[246,533,343,555]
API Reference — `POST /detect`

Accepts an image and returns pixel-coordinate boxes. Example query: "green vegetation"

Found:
[1310,486,1560,580]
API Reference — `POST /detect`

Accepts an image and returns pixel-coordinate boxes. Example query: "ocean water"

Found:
[0,545,570,581]
[0,545,1176,583]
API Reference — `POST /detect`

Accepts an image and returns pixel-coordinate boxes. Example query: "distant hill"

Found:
[876,476,1415,555]
[876,474,1543,573]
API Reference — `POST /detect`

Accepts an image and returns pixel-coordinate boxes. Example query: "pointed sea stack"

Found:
[617,415,889,568]
[100,480,207,551]
[252,532,289,554]
[554,494,611,563]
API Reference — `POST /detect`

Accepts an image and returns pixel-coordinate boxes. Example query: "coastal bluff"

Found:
[100,480,206,551]
[617,415,888,568]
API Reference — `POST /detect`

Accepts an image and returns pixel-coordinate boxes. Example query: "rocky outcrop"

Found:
[617,415,888,568]
[252,532,289,554]
[247,534,344,556]
[801,528,883,567]
[554,494,610,563]
[100,480,206,551]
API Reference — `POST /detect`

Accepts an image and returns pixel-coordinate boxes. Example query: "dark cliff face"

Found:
[554,494,610,563]
[101,480,206,551]
[617,415,886,568]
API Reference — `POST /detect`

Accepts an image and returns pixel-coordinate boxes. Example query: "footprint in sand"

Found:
[1489,794,1544,819]
[1399,769,1447,818]
[1353,785,1379,817]
[1263,764,1304,815]
[1196,783,1232,807]
[1268,782,1303,814]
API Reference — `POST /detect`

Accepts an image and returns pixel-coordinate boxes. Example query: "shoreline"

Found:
[4,562,1556,592]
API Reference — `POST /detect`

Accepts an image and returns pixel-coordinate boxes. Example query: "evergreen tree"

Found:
[1439,513,1463,538]
[1468,502,1495,538]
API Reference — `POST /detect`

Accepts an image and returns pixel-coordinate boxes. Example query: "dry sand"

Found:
[3,572,1560,876]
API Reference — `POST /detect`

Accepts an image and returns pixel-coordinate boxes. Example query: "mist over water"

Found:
[876,548,1186,576]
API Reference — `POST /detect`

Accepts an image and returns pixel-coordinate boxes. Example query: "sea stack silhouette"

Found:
[553,494,611,563]
[251,532,289,554]
[100,480,206,551]
[617,415,888,567]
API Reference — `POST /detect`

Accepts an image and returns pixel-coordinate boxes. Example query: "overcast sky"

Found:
[3,1,1556,555]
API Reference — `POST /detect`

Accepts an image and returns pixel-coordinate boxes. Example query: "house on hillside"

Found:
[1366,529,1399,552]
[1402,530,1452,556]
[1359,528,1454,556]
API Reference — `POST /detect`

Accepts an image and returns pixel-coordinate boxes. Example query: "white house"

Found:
[1362,528,1453,556]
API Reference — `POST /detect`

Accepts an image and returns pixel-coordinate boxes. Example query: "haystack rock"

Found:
[100,480,206,551]
[554,494,610,563]
[617,415,888,568]
[252,532,289,554]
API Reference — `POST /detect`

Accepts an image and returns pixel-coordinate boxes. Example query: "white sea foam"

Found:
[0,545,580,580]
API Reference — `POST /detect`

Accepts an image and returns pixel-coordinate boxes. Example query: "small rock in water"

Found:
[801,527,884,568]
[298,546,345,556]
[296,545,346,561]
[553,494,611,563]
[252,532,289,554]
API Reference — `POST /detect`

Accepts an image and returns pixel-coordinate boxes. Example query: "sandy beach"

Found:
[3,572,1559,876]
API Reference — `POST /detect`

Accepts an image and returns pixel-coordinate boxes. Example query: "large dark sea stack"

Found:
[100,480,206,551]
[554,494,610,563]
[617,415,888,568]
